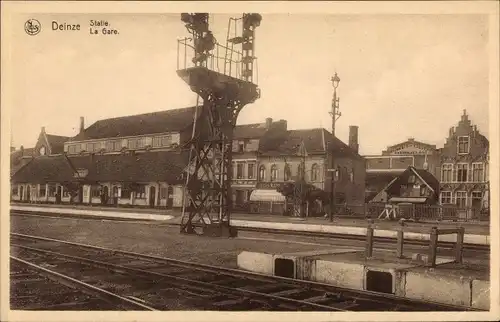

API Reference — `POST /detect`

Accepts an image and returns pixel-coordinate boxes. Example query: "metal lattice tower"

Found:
[177,13,262,237]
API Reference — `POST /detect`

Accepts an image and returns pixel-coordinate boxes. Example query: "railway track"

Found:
[10,233,482,311]
[10,257,154,310]
[11,209,490,253]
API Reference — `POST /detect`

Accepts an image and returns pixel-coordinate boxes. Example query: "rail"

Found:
[10,256,156,310]
[10,233,481,311]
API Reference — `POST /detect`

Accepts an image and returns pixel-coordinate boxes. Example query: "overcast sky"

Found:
[9,13,489,155]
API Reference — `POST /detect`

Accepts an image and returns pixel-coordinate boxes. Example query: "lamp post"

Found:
[329,73,341,222]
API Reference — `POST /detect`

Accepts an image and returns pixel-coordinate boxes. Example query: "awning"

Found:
[389,197,428,204]
[249,189,285,202]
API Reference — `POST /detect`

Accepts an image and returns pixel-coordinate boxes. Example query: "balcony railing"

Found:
[177,37,259,85]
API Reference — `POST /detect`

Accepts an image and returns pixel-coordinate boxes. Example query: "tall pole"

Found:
[329,73,341,222]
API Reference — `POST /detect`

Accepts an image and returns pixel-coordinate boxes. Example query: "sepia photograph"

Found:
[1,1,499,321]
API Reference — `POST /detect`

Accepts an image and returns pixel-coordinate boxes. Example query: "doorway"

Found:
[19,186,24,201]
[103,186,109,205]
[167,186,174,208]
[149,186,156,208]
[56,186,62,204]
[26,186,31,202]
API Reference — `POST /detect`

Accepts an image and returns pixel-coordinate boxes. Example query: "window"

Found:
[311,164,319,182]
[472,163,484,182]
[48,184,56,197]
[11,185,18,196]
[456,163,468,182]
[248,163,255,179]
[297,164,304,180]
[284,164,291,181]
[258,165,265,181]
[136,185,146,199]
[91,186,101,198]
[270,165,278,182]
[128,138,146,150]
[349,169,354,182]
[68,144,82,154]
[471,191,483,209]
[455,191,467,207]
[62,188,70,197]
[160,187,168,199]
[153,135,171,147]
[236,163,244,179]
[121,186,131,199]
[458,136,470,154]
[39,185,46,197]
[408,175,416,184]
[87,142,102,153]
[420,185,427,196]
[107,140,122,151]
[440,191,452,204]
[441,164,453,182]
[39,146,46,155]
[238,141,244,153]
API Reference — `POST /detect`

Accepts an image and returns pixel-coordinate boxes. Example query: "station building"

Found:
[10,107,366,213]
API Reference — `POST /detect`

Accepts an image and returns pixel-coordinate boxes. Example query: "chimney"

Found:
[265,117,273,130]
[10,146,15,152]
[348,125,359,153]
[41,126,45,133]
[279,119,287,131]
[20,145,24,155]
[79,116,85,133]
[408,137,415,142]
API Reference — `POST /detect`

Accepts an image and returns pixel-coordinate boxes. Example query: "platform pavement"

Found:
[11,203,491,245]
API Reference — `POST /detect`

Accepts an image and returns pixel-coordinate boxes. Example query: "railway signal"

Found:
[176,14,262,236]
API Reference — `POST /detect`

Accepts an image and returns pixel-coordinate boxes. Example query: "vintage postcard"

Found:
[1,1,499,322]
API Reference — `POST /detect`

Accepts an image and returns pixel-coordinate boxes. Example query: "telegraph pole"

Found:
[328,73,341,222]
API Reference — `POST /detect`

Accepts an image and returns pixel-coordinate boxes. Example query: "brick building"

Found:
[11,108,365,213]
[439,110,489,211]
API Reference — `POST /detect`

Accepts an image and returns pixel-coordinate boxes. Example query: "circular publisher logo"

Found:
[25,19,41,36]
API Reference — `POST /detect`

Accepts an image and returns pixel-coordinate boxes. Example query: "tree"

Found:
[277,180,328,216]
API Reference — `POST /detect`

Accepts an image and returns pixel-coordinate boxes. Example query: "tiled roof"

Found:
[11,151,189,185]
[68,151,188,183]
[10,148,35,176]
[259,128,362,159]
[385,166,440,198]
[412,167,440,192]
[46,134,69,154]
[73,107,196,140]
[11,155,76,184]
[233,123,268,139]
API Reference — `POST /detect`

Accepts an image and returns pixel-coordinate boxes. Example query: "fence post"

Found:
[396,219,405,258]
[427,226,438,267]
[365,219,374,258]
[455,226,465,264]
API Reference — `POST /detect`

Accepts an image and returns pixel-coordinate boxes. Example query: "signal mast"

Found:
[177,13,262,237]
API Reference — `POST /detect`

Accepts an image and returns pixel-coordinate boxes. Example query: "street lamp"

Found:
[329,72,341,222]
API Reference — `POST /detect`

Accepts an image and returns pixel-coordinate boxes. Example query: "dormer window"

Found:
[458,136,470,154]
[39,146,46,155]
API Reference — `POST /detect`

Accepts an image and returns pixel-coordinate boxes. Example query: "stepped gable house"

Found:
[439,110,489,211]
